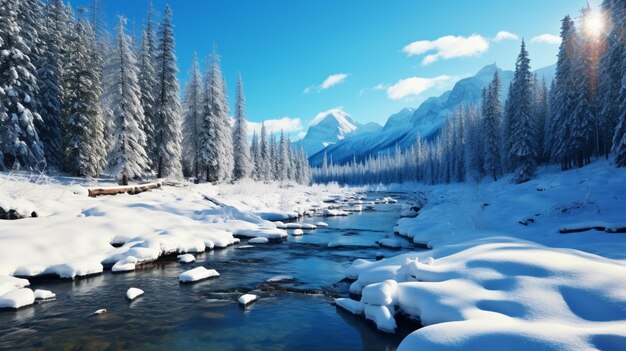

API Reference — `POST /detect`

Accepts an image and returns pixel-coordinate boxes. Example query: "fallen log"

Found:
[88,182,161,197]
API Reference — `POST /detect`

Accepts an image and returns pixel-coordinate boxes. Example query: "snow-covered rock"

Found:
[112,256,138,272]
[315,222,329,227]
[336,298,364,315]
[238,294,258,306]
[126,287,144,301]
[364,304,396,333]
[362,280,398,306]
[320,209,349,217]
[179,267,220,283]
[266,275,295,283]
[93,309,107,315]
[33,289,55,301]
[177,254,195,264]
[292,229,304,236]
[377,238,403,249]
[0,288,34,309]
[248,237,269,244]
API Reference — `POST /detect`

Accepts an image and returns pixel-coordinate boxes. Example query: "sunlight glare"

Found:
[583,10,605,38]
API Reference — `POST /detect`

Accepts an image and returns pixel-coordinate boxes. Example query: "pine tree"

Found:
[232,73,252,180]
[63,19,106,177]
[154,4,183,179]
[181,53,203,179]
[259,123,270,181]
[36,1,65,170]
[200,50,232,182]
[250,130,260,180]
[508,40,536,183]
[550,16,578,169]
[483,71,502,180]
[104,17,151,182]
[0,0,46,171]
[137,29,157,169]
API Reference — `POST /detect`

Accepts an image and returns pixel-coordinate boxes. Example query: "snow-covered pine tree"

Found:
[62,19,106,177]
[508,40,537,183]
[181,53,203,179]
[612,29,626,166]
[0,0,46,171]
[36,0,65,170]
[154,5,183,179]
[250,130,260,180]
[104,17,151,182]
[200,50,232,182]
[570,9,597,168]
[483,71,503,180]
[269,132,277,180]
[533,77,549,165]
[137,28,158,169]
[598,0,626,159]
[259,123,270,181]
[232,73,252,180]
[550,16,578,169]
[278,131,289,181]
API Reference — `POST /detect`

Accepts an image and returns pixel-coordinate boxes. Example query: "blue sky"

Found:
[72,0,595,139]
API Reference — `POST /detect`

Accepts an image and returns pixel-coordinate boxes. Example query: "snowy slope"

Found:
[338,160,626,350]
[309,64,555,166]
[294,109,381,156]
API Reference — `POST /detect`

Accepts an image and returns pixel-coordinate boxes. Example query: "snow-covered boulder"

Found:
[177,254,195,264]
[364,304,396,333]
[266,275,295,283]
[179,267,220,283]
[315,222,329,227]
[320,209,349,217]
[126,287,144,301]
[34,289,55,301]
[0,288,34,309]
[362,280,398,306]
[292,229,304,236]
[377,238,403,249]
[238,294,258,306]
[336,298,364,315]
[112,256,138,272]
[248,237,269,244]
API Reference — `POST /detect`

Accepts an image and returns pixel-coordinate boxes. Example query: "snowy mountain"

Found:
[294,109,381,156]
[308,63,555,166]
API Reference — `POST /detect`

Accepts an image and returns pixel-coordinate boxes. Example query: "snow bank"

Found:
[126,287,144,301]
[0,175,353,305]
[238,294,258,306]
[348,161,626,349]
[179,267,220,283]
[377,238,402,249]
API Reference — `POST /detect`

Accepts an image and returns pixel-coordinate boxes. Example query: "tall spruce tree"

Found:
[508,40,536,183]
[63,19,106,177]
[154,4,183,179]
[105,17,151,182]
[0,0,46,171]
[233,73,252,180]
[483,71,503,180]
[181,53,203,179]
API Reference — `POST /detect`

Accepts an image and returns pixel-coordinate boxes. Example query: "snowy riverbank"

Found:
[339,160,626,350]
[0,174,356,309]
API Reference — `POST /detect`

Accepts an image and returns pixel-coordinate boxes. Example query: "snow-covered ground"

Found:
[0,174,354,309]
[339,160,626,350]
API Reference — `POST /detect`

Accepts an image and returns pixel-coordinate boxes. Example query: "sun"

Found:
[583,10,605,38]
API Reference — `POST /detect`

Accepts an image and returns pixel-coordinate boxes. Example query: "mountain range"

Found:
[296,63,556,166]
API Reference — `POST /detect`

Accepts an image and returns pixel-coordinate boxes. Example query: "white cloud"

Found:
[530,34,561,45]
[494,31,519,42]
[304,73,348,93]
[247,117,304,136]
[386,75,452,100]
[402,34,489,65]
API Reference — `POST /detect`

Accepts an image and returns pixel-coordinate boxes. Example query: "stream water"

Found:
[0,192,421,351]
